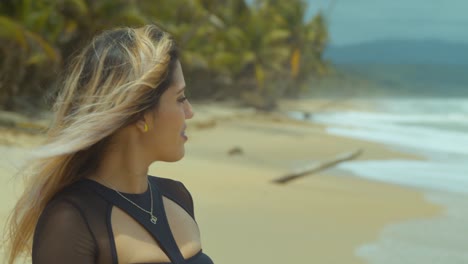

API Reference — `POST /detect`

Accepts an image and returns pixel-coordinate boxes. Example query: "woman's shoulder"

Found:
[37,180,110,238]
[54,179,102,200]
[33,182,100,263]
[45,179,108,217]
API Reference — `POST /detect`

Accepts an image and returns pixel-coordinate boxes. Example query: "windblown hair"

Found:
[4,24,179,264]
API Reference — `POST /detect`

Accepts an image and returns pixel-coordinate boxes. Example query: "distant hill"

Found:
[313,39,468,97]
[306,63,468,98]
[335,64,468,96]
[324,39,468,65]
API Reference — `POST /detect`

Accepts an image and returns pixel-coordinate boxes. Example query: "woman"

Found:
[5,24,214,264]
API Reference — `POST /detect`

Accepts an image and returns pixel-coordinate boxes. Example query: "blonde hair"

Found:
[3,24,179,264]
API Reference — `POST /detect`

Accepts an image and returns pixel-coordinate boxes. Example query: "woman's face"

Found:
[144,60,194,162]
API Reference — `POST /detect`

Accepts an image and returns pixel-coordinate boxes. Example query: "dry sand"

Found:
[0,102,441,264]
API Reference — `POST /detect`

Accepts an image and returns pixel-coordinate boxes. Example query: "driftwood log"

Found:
[272,149,363,184]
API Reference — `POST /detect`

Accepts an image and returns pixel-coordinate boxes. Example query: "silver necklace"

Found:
[103,179,158,224]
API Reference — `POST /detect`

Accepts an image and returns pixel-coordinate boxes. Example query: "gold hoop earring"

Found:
[143,123,148,132]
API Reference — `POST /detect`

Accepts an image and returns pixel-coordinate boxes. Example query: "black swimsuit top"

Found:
[32,176,214,264]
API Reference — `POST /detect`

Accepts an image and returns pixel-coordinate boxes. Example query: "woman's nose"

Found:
[185,101,194,119]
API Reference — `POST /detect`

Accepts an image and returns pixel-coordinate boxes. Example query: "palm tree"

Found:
[0,0,148,110]
[57,0,147,60]
[0,0,330,111]
[0,0,61,110]
[256,0,329,96]
[191,0,291,99]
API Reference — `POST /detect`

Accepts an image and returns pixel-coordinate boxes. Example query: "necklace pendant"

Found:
[150,215,158,224]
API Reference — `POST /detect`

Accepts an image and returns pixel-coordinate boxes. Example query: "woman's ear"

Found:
[137,111,155,132]
[138,112,151,132]
[136,119,148,133]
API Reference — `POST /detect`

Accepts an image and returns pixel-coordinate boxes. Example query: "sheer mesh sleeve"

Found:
[32,199,97,264]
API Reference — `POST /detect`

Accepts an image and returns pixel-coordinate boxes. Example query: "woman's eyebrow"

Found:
[176,87,185,94]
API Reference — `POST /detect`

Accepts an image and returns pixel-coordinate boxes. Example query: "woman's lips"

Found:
[181,125,188,140]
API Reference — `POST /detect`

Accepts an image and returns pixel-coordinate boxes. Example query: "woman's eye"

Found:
[177,96,187,103]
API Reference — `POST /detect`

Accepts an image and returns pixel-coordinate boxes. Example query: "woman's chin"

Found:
[162,151,185,163]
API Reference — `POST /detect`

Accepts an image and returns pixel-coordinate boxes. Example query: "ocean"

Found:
[289,98,468,263]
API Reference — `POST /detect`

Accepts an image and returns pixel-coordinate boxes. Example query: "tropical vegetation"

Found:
[0,0,329,112]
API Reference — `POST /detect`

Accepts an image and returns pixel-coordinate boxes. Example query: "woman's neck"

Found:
[87,132,150,194]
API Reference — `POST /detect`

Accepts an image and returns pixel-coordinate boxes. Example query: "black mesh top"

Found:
[32,176,214,264]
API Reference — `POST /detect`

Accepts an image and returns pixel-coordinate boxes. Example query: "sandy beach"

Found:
[0,101,441,264]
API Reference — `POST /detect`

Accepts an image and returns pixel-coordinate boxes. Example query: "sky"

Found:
[306,0,468,45]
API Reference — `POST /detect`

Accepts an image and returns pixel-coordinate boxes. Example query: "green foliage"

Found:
[0,0,330,111]
[0,0,62,110]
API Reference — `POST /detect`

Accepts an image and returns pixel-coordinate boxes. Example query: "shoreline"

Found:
[276,98,468,263]
[0,102,442,264]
